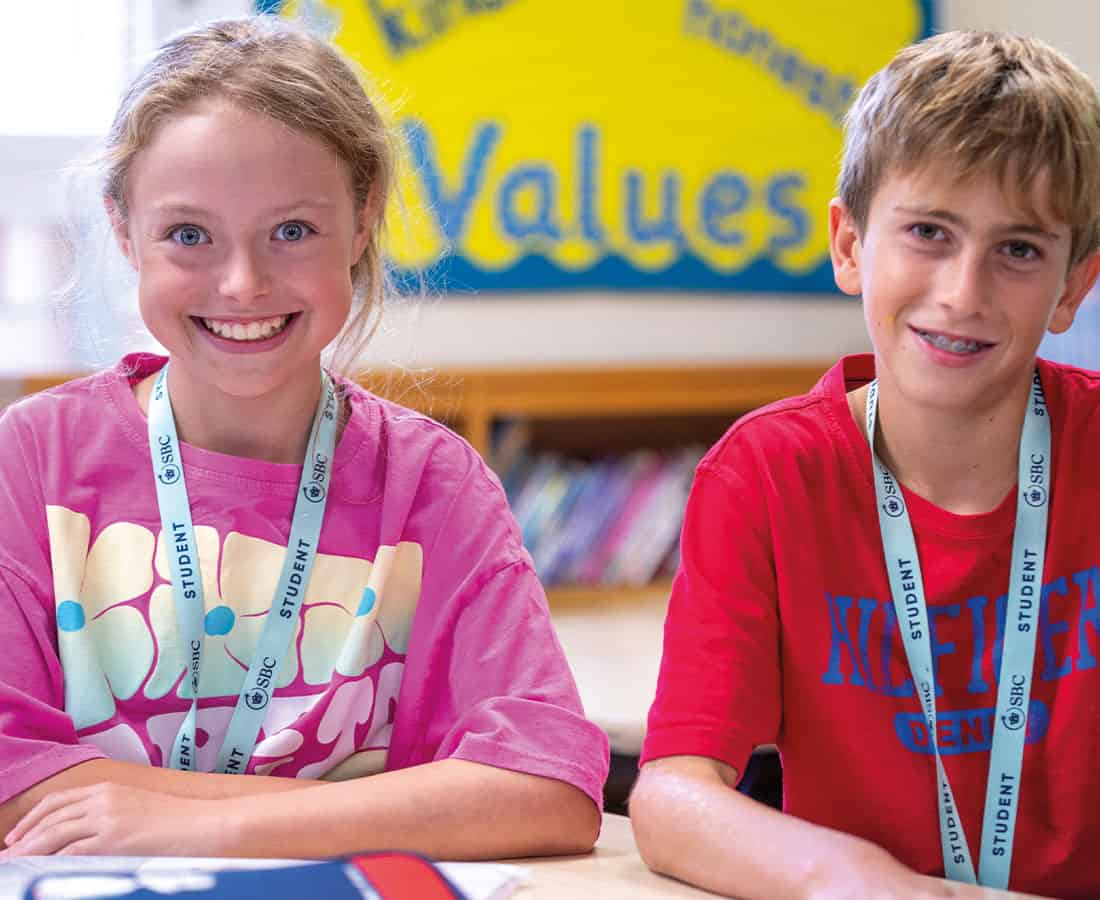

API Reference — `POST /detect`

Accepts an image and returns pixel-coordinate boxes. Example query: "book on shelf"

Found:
[530,459,608,581]
[498,440,704,589]
[508,454,560,538]
[519,463,573,550]
[582,451,665,586]
[603,446,701,586]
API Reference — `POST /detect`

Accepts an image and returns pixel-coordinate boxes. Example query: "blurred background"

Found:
[3,0,1098,811]
[4,0,1098,381]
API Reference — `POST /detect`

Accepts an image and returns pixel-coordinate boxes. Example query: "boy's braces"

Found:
[917,330,987,354]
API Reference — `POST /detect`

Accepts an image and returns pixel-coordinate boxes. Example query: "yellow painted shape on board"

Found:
[283,0,922,277]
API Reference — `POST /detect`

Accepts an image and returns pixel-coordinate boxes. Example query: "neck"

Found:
[136,363,325,464]
[849,369,1035,516]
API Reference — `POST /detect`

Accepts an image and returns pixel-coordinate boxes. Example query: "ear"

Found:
[104,196,138,271]
[1048,250,1100,334]
[829,198,863,297]
[351,181,385,264]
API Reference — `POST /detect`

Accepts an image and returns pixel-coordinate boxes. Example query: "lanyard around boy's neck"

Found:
[147,364,338,774]
[866,370,1049,890]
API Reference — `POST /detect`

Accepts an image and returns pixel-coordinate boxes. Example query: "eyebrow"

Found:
[893,205,1062,241]
[149,199,340,218]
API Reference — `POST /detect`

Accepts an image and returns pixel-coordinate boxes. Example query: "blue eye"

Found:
[910,223,944,241]
[274,221,313,242]
[171,225,209,246]
[1004,241,1040,260]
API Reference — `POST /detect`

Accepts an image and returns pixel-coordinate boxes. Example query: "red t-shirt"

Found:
[642,354,1100,898]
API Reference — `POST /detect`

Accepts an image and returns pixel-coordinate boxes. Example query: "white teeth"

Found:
[920,331,981,354]
[202,315,291,341]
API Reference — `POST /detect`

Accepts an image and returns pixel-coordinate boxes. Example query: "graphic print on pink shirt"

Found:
[47,503,423,779]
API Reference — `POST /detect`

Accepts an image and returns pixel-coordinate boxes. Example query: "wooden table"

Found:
[0,815,1056,898]
[551,594,668,756]
[513,814,1054,899]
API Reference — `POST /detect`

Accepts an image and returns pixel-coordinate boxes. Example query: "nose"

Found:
[936,249,989,319]
[218,244,270,303]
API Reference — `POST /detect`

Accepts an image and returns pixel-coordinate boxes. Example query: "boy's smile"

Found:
[910,325,995,364]
[830,163,1099,417]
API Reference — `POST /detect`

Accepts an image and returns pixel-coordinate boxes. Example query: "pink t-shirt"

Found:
[0,353,608,807]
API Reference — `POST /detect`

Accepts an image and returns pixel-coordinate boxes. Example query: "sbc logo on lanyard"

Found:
[882,495,905,518]
[245,687,270,711]
[1024,452,1048,508]
[1023,485,1047,508]
[876,459,906,518]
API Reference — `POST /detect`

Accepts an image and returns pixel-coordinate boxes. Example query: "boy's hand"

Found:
[0,782,228,857]
[806,838,957,900]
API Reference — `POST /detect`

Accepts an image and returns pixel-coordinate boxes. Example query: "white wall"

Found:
[367,293,870,368]
[941,0,1100,83]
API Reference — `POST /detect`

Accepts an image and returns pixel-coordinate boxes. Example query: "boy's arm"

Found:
[631,756,953,900]
[3,758,598,859]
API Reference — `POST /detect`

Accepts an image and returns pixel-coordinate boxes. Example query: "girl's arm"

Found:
[0,757,315,836]
[3,758,598,859]
[225,758,598,859]
[630,756,953,900]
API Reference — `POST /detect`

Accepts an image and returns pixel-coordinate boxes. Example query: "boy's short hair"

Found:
[839,31,1100,265]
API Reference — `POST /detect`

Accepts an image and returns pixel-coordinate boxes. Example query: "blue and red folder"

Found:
[23,852,468,899]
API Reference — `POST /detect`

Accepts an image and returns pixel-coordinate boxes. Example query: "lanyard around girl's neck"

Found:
[147,364,338,774]
[866,370,1049,890]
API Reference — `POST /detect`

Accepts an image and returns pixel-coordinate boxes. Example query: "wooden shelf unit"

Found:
[358,362,830,458]
[20,361,831,606]
[351,362,833,607]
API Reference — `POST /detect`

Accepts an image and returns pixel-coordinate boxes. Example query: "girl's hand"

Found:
[0,783,229,857]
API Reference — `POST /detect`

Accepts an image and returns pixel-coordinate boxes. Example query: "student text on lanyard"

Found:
[148,364,338,774]
[867,369,1049,890]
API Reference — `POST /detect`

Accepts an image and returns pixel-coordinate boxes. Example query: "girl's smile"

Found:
[199,314,294,342]
[194,313,300,354]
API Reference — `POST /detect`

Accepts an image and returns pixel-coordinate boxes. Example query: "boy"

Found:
[630,31,1100,900]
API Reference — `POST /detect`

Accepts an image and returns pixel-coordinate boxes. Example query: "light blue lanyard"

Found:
[147,364,338,773]
[867,371,1048,889]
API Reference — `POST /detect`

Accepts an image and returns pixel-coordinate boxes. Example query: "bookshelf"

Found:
[358,364,829,459]
[20,361,830,607]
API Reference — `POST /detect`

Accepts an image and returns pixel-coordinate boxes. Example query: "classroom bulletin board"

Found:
[266,0,935,292]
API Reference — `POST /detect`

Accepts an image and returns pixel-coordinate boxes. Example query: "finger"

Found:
[6,785,97,844]
[13,802,89,850]
[56,836,103,857]
[6,812,93,857]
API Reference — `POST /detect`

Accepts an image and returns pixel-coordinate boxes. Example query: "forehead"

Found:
[871,160,1069,232]
[125,101,353,209]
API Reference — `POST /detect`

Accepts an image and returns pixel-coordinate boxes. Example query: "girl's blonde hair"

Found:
[102,15,397,375]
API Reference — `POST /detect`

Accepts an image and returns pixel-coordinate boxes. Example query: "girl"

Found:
[0,15,607,859]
